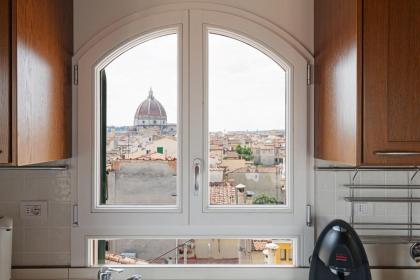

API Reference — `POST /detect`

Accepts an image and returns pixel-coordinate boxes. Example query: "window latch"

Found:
[72,204,79,226]
[306,204,312,227]
[193,158,202,196]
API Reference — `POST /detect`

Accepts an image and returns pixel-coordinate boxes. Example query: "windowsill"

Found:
[12,267,309,280]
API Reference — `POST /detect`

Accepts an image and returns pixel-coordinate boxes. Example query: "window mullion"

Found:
[188,10,207,223]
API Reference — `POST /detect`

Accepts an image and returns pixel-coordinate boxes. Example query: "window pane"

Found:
[91,238,296,266]
[208,33,287,207]
[101,34,178,206]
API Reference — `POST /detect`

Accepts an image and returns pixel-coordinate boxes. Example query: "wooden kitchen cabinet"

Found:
[315,0,420,166]
[0,0,73,165]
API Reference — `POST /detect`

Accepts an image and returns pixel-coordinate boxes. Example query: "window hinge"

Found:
[72,204,79,226]
[306,63,313,85]
[306,204,312,227]
[73,64,79,85]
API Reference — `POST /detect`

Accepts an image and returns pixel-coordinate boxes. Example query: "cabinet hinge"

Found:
[72,204,79,226]
[307,63,313,85]
[73,64,79,85]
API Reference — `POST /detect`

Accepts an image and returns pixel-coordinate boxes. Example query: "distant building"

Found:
[227,166,285,204]
[133,88,176,136]
[253,145,285,166]
[253,146,276,165]
[224,151,239,160]
[209,167,224,183]
[146,137,177,159]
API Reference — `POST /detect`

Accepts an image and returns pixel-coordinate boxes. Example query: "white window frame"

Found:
[94,27,184,212]
[187,9,313,254]
[201,27,292,212]
[71,3,314,271]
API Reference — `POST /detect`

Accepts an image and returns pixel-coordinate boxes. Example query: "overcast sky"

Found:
[105,33,286,131]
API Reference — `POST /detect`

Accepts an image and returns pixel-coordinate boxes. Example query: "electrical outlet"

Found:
[20,201,48,219]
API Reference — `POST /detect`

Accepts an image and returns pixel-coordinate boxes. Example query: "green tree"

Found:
[235,144,243,155]
[235,144,253,160]
[253,193,279,205]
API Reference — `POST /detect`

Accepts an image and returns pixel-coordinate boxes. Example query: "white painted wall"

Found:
[73,0,314,54]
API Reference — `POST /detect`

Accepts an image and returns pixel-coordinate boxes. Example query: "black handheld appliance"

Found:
[309,219,371,280]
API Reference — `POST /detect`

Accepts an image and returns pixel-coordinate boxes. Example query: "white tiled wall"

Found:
[1,158,419,268]
[0,160,72,266]
[315,168,420,266]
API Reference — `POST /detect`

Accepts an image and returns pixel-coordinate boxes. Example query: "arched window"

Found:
[74,6,312,270]
[100,33,178,206]
[207,31,287,207]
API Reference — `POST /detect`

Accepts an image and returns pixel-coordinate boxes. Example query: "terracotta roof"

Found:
[231,166,279,173]
[252,240,272,251]
[210,144,223,150]
[105,252,149,265]
[224,151,239,159]
[209,183,236,205]
[209,167,224,171]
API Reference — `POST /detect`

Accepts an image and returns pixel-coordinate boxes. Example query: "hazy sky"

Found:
[106,33,286,131]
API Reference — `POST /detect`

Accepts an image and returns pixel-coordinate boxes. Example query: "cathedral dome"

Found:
[134,88,167,126]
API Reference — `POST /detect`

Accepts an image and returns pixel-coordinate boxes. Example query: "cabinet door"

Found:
[0,0,11,163]
[16,0,72,165]
[363,0,420,165]
[314,0,362,165]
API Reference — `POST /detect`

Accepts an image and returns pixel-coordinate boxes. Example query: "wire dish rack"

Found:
[317,166,420,244]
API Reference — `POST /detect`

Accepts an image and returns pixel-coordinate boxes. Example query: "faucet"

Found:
[98,267,142,280]
[97,267,124,280]
[126,275,142,280]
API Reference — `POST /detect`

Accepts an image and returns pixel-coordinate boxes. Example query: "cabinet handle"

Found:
[374,151,420,156]
[0,150,2,154]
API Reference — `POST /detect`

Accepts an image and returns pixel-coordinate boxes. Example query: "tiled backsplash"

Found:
[1,159,419,267]
[315,168,420,266]
[0,160,71,266]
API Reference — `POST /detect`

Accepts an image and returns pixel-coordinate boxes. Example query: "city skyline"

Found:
[105,33,286,131]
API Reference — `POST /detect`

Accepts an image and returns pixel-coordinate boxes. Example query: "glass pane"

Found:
[91,238,296,266]
[101,34,178,206]
[208,33,287,207]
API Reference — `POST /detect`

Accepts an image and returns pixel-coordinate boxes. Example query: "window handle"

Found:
[193,158,201,196]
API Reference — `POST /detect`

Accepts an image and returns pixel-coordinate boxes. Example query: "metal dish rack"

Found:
[317,166,420,244]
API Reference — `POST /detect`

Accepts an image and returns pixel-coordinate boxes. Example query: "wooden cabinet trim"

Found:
[0,0,11,163]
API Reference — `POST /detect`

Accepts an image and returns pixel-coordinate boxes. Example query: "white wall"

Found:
[73,0,314,53]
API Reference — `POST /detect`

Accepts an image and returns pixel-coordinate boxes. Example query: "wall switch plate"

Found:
[20,201,48,220]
